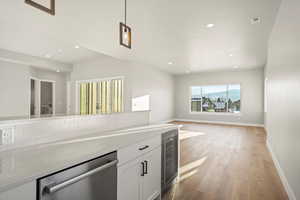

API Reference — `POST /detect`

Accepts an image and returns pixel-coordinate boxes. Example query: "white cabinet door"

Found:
[118,157,143,200]
[142,147,162,200]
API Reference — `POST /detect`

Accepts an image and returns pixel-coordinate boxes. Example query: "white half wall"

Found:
[70,55,175,123]
[265,0,300,199]
[0,60,30,117]
[174,68,264,125]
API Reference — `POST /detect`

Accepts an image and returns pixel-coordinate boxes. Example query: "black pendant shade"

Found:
[25,0,55,15]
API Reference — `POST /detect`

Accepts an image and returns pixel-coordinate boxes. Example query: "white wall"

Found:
[174,68,264,125]
[0,60,30,117]
[265,0,300,199]
[70,55,174,123]
[0,60,68,117]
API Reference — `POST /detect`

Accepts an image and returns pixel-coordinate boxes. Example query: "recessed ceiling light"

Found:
[229,54,233,57]
[251,17,261,24]
[75,45,80,49]
[56,69,60,73]
[206,24,215,28]
[168,62,173,65]
[45,54,52,58]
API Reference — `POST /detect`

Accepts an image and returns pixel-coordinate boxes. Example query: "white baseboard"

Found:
[172,118,264,128]
[266,139,297,200]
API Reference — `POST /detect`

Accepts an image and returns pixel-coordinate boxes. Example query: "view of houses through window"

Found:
[191,84,241,113]
[78,77,123,115]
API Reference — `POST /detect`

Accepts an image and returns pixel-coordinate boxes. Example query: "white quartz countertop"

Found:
[0,124,179,193]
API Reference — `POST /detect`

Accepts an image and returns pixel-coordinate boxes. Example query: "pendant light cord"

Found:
[125,0,127,26]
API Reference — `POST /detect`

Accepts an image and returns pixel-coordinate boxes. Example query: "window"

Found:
[77,77,123,115]
[191,84,241,113]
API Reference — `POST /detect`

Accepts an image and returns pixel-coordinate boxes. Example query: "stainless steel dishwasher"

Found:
[37,151,118,200]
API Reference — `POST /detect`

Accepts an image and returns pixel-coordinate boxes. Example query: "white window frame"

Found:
[189,83,242,116]
[75,76,124,114]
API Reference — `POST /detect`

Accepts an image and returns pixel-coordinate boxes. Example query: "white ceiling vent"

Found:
[251,17,261,24]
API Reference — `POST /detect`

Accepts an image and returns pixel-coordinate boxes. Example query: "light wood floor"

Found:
[162,122,288,200]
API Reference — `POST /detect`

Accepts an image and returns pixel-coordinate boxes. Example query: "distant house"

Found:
[202,102,209,108]
[215,102,226,109]
[214,102,226,112]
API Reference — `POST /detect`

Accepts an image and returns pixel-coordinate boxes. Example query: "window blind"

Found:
[79,78,123,115]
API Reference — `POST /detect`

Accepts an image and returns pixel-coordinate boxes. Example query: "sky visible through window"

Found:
[192,85,226,94]
[192,85,240,100]
[192,85,240,94]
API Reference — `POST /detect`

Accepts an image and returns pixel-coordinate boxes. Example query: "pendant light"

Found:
[25,0,55,15]
[120,0,132,49]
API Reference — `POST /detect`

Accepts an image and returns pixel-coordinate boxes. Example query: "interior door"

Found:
[30,78,40,116]
[40,81,54,115]
[30,79,35,116]
[118,158,143,200]
[142,147,162,200]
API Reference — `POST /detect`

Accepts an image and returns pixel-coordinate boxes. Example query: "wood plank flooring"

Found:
[162,122,288,200]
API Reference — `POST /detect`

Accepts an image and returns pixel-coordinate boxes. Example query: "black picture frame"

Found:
[25,0,55,15]
[119,22,132,49]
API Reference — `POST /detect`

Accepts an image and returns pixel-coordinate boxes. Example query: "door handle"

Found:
[144,161,148,175]
[44,160,118,194]
[139,145,149,151]
[141,162,145,176]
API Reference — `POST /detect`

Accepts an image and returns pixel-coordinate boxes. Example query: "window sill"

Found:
[132,109,151,112]
[189,112,242,116]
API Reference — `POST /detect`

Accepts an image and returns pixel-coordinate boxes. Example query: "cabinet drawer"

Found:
[118,136,161,166]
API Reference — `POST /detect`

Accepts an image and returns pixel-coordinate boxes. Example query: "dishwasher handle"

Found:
[43,159,118,194]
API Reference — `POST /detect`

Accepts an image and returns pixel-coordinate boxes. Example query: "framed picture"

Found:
[120,22,132,49]
[25,0,55,15]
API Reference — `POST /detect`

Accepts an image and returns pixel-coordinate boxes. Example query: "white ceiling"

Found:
[0,0,281,74]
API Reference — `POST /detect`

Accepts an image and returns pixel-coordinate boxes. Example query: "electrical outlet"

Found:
[0,127,15,145]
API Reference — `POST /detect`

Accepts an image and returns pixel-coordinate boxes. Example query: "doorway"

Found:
[40,81,54,115]
[30,78,55,116]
